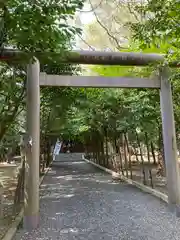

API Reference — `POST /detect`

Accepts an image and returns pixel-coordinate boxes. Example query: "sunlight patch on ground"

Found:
[61,228,79,233]
[95,179,112,183]
[41,193,75,199]
[70,161,86,164]
[47,170,57,175]
[41,186,76,191]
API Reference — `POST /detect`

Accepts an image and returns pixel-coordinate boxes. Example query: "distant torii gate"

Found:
[1,49,180,228]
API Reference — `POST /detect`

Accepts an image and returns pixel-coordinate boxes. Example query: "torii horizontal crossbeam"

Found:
[0,48,178,66]
[39,72,160,88]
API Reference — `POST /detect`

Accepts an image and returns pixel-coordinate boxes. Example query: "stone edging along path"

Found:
[82,155,168,204]
[2,165,52,240]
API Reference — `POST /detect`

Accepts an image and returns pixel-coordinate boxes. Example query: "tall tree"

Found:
[0,0,85,160]
[1,0,84,51]
[130,0,180,58]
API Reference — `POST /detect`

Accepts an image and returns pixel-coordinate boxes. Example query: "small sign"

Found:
[53,140,62,160]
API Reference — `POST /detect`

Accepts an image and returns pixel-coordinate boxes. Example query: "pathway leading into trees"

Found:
[14,153,180,240]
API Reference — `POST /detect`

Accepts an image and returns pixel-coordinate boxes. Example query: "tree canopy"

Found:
[1,0,83,51]
[0,0,84,160]
[1,0,180,175]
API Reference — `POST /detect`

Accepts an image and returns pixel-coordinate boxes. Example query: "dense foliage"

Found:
[1,0,180,178]
[130,0,180,59]
[54,1,180,176]
[1,0,83,51]
[0,0,84,161]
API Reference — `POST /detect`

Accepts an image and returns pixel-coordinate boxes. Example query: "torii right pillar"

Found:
[160,66,180,216]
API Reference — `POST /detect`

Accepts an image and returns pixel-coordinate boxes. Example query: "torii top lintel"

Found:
[0,48,178,67]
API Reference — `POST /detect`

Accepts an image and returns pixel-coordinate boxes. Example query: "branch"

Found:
[88,0,126,50]
[78,35,95,51]
[127,1,140,22]
[78,0,103,13]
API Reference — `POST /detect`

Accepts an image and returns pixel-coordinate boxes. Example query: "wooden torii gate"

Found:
[1,49,180,228]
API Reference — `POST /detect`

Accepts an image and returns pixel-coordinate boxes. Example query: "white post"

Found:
[24,58,40,229]
[160,66,180,215]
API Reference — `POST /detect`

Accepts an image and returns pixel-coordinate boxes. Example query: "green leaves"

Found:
[0,0,85,154]
[130,0,180,59]
[3,0,84,52]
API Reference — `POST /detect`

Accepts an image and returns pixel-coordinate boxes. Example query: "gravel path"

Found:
[14,153,180,240]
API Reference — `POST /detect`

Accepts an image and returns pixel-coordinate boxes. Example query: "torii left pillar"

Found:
[24,58,40,229]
